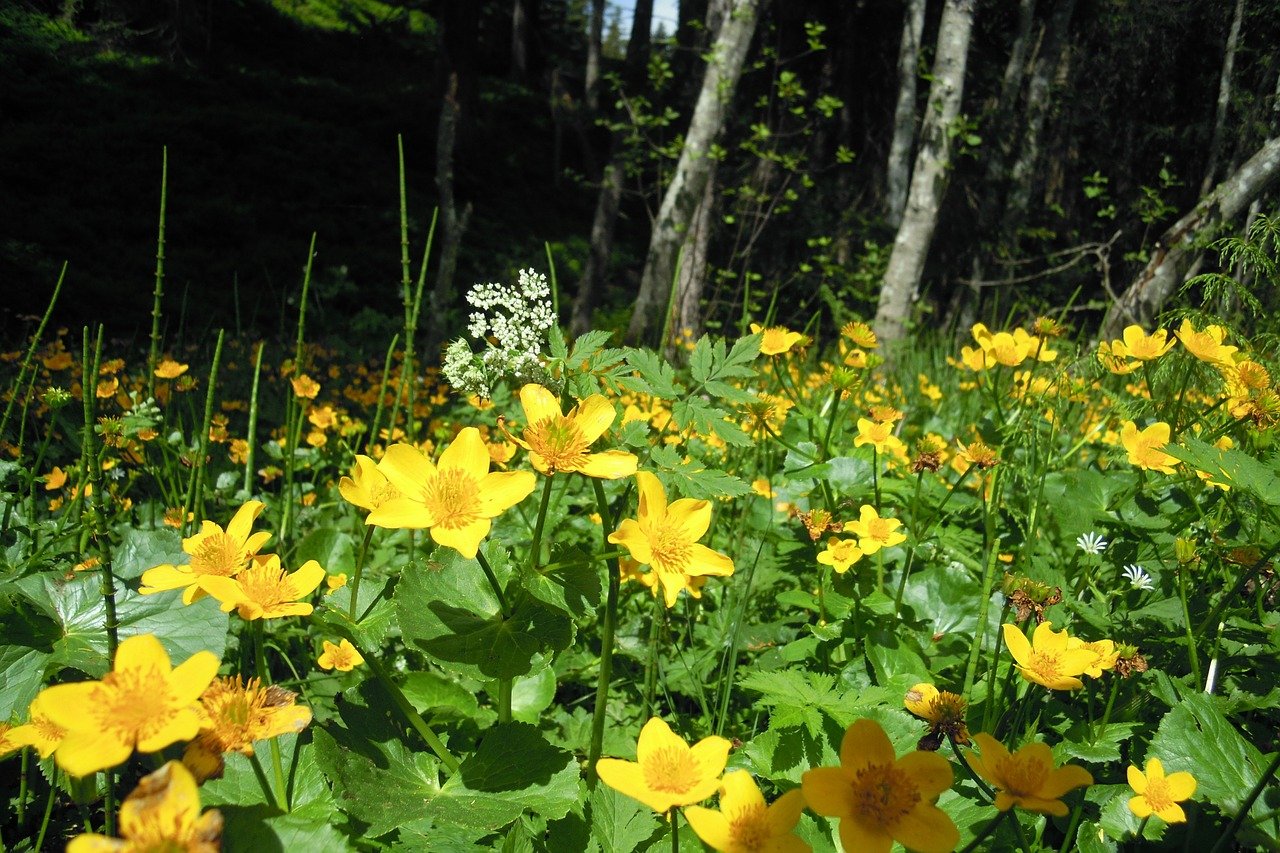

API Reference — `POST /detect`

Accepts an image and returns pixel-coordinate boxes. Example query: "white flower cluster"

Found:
[441,268,558,398]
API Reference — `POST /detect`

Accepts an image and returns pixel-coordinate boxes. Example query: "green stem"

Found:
[365,334,400,454]
[1135,815,1150,840]
[1208,749,1280,853]
[34,768,57,851]
[17,747,27,827]
[1176,564,1202,684]
[248,750,287,813]
[243,341,265,494]
[588,479,622,787]
[350,525,375,620]
[643,603,662,718]
[949,733,996,801]
[103,769,115,836]
[146,147,167,402]
[669,807,679,853]
[497,677,513,724]
[1092,676,1121,744]
[1010,810,1033,853]
[475,548,510,618]
[1,262,65,441]
[964,520,1002,697]
[958,811,1009,853]
[529,474,556,571]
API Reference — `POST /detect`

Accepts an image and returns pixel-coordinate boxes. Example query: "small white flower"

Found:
[1076,531,1108,555]
[1122,564,1154,591]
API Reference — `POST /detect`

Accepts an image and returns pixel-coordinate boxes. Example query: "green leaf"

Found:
[1150,692,1274,824]
[219,802,354,853]
[111,527,185,581]
[395,546,574,680]
[15,574,228,678]
[511,665,557,723]
[401,671,485,722]
[427,722,579,829]
[0,644,50,720]
[1056,722,1139,764]
[621,349,682,398]
[203,734,333,814]
[518,549,601,620]
[648,446,749,500]
[294,528,356,575]
[311,595,397,652]
[588,784,665,853]
[548,325,569,361]
[1166,438,1280,505]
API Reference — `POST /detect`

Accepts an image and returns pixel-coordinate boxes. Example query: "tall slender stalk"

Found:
[588,478,622,784]
[366,334,400,454]
[1,263,66,442]
[243,341,265,495]
[181,331,225,536]
[146,147,168,401]
[280,236,317,548]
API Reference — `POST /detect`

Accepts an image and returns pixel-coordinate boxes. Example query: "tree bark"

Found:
[427,75,472,350]
[885,0,926,230]
[873,0,977,347]
[1201,0,1245,195]
[586,0,604,111]
[1101,135,1280,338]
[672,162,718,345]
[1002,0,1075,235]
[626,0,760,346]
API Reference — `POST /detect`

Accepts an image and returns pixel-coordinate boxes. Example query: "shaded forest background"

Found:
[2,0,1278,353]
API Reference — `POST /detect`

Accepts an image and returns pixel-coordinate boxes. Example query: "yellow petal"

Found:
[683,806,732,851]
[1129,794,1153,818]
[138,564,194,595]
[225,500,265,544]
[688,735,731,784]
[1144,756,1165,781]
[1127,764,1148,794]
[666,497,712,541]
[520,384,563,427]
[1040,763,1093,799]
[379,443,437,496]
[898,749,954,799]
[685,544,734,578]
[439,427,491,481]
[840,718,894,775]
[766,787,808,835]
[287,559,328,598]
[893,802,961,853]
[1155,801,1187,823]
[1164,770,1197,801]
[801,767,854,818]
[634,471,668,521]
[115,634,172,676]
[196,576,244,609]
[168,650,220,705]
[608,519,653,565]
[571,395,617,444]
[636,717,683,766]
[718,769,765,813]
[56,729,133,777]
[66,834,122,853]
[595,758,668,813]
[578,450,639,480]
[366,496,436,529]
[1032,620,1069,651]
[1002,624,1032,667]
[431,518,490,560]
[136,708,202,753]
[477,471,538,517]
[839,816,893,853]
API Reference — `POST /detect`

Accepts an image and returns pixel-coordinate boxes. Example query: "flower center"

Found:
[727,804,772,851]
[642,746,701,794]
[867,518,892,542]
[994,755,1048,796]
[647,524,692,574]
[93,667,173,745]
[525,417,589,472]
[1141,776,1174,812]
[1028,649,1068,681]
[189,532,243,577]
[422,468,482,529]
[849,763,921,828]
[237,565,292,610]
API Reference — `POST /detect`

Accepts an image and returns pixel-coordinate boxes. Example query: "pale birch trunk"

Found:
[1201,0,1245,195]
[873,0,976,347]
[1101,135,1280,338]
[672,163,718,345]
[885,0,927,230]
[626,0,760,346]
[586,0,604,111]
[427,75,472,350]
[1002,0,1075,235]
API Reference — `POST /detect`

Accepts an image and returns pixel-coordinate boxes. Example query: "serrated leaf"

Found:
[311,594,397,652]
[294,528,356,575]
[401,670,485,722]
[518,549,601,619]
[548,325,569,360]
[203,734,333,814]
[622,349,682,398]
[588,784,665,853]
[1167,438,1280,505]
[112,527,185,581]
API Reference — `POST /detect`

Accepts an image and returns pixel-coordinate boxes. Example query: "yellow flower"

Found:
[967,733,1093,816]
[291,374,320,399]
[200,555,326,620]
[1176,319,1237,366]
[1003,622,1096,691]
[96,377,119,399]
[154,359,190,379]
[1116,325,1176,361]
[67,761,222,853]
[511,384,638,478]
[750,323,804,356]
[853,418,904,455]
[36,634,219,777]
[308,405,338,430]
[44,465,68,491]
[846,505,907,555]
[684,769,810,853]
[801,718,958,853]
[325,573,348,594]
[903,683,970,749]
[318,639,365,672]
[139,500,272,604]
[183,677,312,782]
[8,692,68,759]
[1128,757,1197,823]
[841,322,878,349]
[817,537,863,574]
[1096,339,1141,375]
[1120,421,1178,474]
[1068,638,1118,678]
[368,429,537,558]
[339,454,403,514]
[608,471,734,607]
[595,717,731,814]
[751,478,774,499]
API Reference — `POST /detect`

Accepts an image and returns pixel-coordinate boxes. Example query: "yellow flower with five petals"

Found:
[140,500,272,604]
[1003,621,1095,690]
[596,717,731,815]
[684,769,810,853]
[510,384,638,478]
[1128,757,1197,823]
[966,733,1092,816]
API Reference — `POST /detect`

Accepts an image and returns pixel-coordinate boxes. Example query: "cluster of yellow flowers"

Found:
[955,323,1058,371]
[816,505,907,573]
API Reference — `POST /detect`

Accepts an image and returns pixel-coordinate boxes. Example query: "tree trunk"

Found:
[1002,0,1075,236]
[586,0,604,111]
[626,0,760,346]
[427,75,472,350]
[1201,0,1245,195]
[1101,135,1280,338]
[873,0,977,347]
[570,158,623,336]
[672,163,718,346]
[885,0,926,230]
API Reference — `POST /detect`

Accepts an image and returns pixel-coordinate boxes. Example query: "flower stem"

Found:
[497,677,513,724]
[252,620,291,811]
[1135,815,1150,840]
[350,525,375,621]
[588,478,621,787]
[643,603,661,718]
[529,473,556,571]
[669,807,680,853]
[33,768,57,852]
[958,811,1009,853]
[1176,563,1202,684]
[964,524,1002,697]
[475,549,510,618]
[949,733,995,800]
[248,750,287,813]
